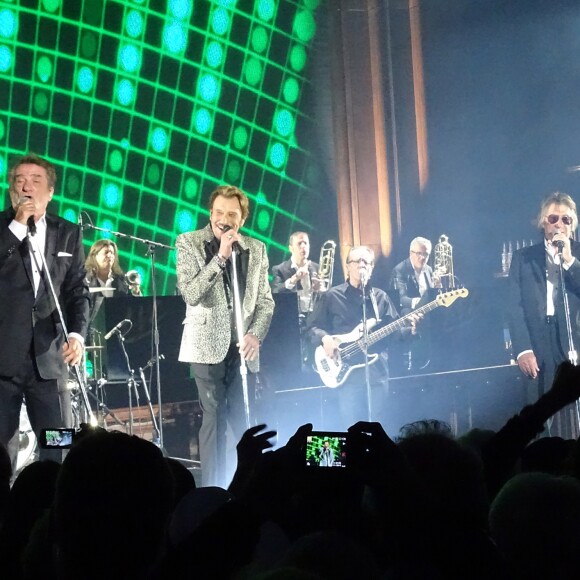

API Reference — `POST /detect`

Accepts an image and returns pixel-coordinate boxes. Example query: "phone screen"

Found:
[305,431,347,468]
[40,428,75,449]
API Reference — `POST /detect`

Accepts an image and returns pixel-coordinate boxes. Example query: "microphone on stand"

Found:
[360,269,369,287]
[104,319,132,341]
[553,228,565,254]
[221,224,242,253]
[27,216,36,236]
[78,212,83,229]
[19,196,36,236]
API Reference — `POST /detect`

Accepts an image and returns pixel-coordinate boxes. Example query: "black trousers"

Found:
[0,348,71,472]
[322,354,389,432]
[525,316,578,438]
[191,344,255,488]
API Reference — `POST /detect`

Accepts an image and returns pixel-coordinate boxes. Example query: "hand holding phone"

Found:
[347,421,406,485]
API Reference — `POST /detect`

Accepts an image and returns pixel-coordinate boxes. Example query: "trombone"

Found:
[433,234,455,289]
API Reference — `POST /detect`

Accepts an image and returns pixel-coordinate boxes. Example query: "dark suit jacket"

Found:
[389,258,436,313]
[508,240,580,364]
[271,258,320,293]
[0,208,90,379]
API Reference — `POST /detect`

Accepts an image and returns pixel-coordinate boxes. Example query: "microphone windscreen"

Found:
[27,215,37,236]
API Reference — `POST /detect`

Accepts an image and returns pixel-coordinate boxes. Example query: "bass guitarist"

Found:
[306,245,417,429]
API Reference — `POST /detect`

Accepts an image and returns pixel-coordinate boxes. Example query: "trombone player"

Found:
[271,231,324,314]
[389,236,441,371]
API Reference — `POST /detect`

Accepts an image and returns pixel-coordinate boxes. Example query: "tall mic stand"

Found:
[555,245,580,433]
[83,222,174,450]
[556,247,578,366]
[113,325,140,435]
[360,274,373,421]
[28,230,96,426]
[557,244,578,366]
[230,247,251,429]
[138,354,164,445]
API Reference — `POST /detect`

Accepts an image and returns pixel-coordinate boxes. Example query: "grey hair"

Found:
[536,192,578,231]
[410,237,432,254]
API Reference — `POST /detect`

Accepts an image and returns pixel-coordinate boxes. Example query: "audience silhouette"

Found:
[1,361,580,579]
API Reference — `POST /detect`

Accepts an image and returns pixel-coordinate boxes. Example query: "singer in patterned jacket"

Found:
[176,185,274,488]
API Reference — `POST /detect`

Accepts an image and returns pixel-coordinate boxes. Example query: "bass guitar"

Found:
[314,288,469,388]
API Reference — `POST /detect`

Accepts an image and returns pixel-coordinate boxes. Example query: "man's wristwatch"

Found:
[215,253,226,269]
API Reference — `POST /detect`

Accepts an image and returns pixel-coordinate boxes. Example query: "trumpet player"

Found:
[271,231,322,313]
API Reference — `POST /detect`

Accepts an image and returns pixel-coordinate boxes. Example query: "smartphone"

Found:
[305,431,348,468]
[39,428,76,449]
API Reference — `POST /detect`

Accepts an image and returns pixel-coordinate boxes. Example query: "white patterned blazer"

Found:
[176,223,274,373]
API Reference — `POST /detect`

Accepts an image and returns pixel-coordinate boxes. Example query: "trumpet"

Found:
[125,270,143,296]
[317,240,336,293]
[433,234,455,289]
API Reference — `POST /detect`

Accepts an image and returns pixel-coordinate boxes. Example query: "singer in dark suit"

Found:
[0,153,89,468]
[508,192,580,436]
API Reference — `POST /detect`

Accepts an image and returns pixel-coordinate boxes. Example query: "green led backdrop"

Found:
[0,0,326,294]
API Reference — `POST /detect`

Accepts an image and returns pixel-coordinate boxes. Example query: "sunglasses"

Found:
[547,214,573,226]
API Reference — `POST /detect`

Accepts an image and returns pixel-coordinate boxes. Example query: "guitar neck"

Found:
[366,299,440,347]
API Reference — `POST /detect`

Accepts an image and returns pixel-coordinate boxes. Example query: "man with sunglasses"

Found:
[307,246,414,429]
[508,192,580,435]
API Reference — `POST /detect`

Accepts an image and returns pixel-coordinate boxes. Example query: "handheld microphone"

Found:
[553,228,565,253]
[27,216,36,236]
[104,319,132,341]
[18,196,36,236]
[221,224,241,253]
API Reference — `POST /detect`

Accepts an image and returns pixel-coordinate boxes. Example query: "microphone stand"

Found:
[27,230,96,426]
[555,244,580,434]
[360,274,373,421]
[556,247,578,366]
[230,247,251,429]
[82,221,174,450]
[114,325,139,435]
[138,354,164,445]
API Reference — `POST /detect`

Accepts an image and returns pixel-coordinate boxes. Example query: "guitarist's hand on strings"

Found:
[408,312,423,335]
[322,335,339,361]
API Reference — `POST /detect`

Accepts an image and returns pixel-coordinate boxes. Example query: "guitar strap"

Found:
[369,287,380,322]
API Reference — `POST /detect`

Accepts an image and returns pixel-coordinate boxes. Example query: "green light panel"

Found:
[0,0,323,294]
